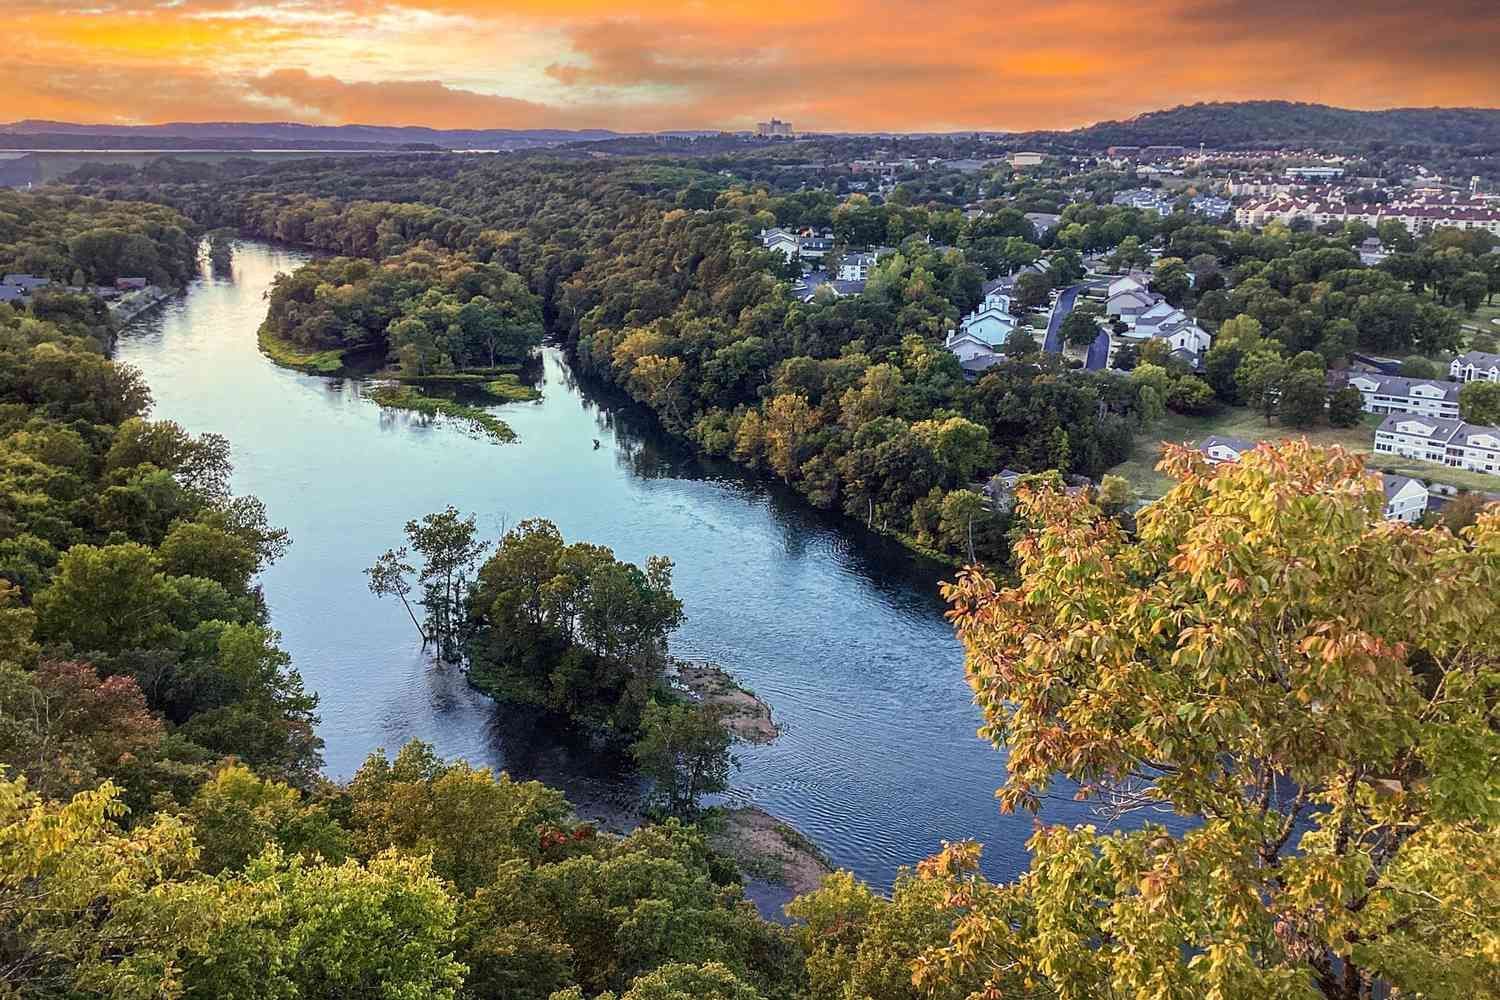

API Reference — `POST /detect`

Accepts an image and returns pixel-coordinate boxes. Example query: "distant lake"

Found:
[115,239,1174,893]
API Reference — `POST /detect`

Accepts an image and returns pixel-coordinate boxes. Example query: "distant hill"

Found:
[0,120,624,151]
[1051,101,1500,150]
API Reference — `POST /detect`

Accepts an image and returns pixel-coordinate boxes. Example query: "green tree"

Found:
[1459,380,1500,425]
[1011,271,1053,311]
[34,543,176,655]
[1327,385,1366,427]
[1277,367,1329,427]
[930,441,1500,1000]
[1235,351,1289,423]
[631,700,735,818]
[1059,308,1099,349]
[404,507,487,661]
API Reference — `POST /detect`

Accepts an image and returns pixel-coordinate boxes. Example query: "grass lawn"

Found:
[1107,408,1500,499]
[1461,300,1500,338]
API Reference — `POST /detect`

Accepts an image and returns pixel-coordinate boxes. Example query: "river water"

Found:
[115,240,1129,892]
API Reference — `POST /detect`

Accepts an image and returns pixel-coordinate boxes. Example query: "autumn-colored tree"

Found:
[763,394,817,483]
[927,441,1500,1000]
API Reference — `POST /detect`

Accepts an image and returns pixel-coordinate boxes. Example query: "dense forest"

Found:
[0,170,1494,998]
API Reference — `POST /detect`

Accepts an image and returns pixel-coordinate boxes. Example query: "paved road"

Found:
[1085,329,1111,370]
[1042,284,1083,353]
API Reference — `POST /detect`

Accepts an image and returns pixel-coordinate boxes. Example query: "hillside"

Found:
[1054,101,1500,150]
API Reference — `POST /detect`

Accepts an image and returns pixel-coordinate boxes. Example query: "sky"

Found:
[3,0,1499,133]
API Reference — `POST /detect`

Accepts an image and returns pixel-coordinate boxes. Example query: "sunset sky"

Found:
[4,0,1498,133]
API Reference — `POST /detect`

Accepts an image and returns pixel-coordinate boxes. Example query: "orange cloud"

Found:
[0,0,1496,131]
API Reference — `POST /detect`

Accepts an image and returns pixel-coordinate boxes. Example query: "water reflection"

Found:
[114,239,1174,894]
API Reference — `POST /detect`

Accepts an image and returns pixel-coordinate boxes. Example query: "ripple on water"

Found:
[113,240,1185,892]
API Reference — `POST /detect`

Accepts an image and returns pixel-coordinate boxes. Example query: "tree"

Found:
[1149,257,1191,306]
[930,441,1500,1000]
[1011,271,1052,311]
[1095,474,1133,514]
[1002,326,1038,357]
[1235,351,1289,423]
[399,507,487,661]
[348,740,572,891]
[1327,385,1365,427]
[1165,375,1216,415]
[1059,309,1099,349]
[1278,367,1329,427]
[366,547,426,644]
[631,700,734,818]
[1399,355,1441,379]
[33,543,176,655]
[1459,380,1500,425]
[188,762,350,873]
[763,393,817,483]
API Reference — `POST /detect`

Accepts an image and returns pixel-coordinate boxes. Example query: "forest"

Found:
[0,159,1490,999]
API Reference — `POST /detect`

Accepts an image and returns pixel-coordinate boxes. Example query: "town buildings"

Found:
[1344,373,1461,420]
[1111,188,1176,216]
[1450,351,1500,383]
[1234,195,1500,235]
[1105,275,1212,359]
[1373,415,1500,475]
[756,118,794,137]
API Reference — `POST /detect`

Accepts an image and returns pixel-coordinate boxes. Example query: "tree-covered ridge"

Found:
[1066,100,1500,150]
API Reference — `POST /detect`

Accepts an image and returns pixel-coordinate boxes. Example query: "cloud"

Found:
[1,0,1497,131]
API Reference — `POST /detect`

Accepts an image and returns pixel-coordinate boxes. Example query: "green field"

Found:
[1108,408,1500,499]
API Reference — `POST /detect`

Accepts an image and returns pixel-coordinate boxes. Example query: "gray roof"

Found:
[1375,414,1466,440]
[1349,373,1460,403]
[829,279,866,296]
[1380,473,1426,502]
[0,274,49,290]
[0,286,23,303]
[1454,350,1500,369]
[1199,435,1255,454]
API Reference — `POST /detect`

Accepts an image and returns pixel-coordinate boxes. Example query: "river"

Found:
[115,239,1128,894]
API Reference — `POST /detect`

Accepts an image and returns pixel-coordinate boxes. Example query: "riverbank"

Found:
[675,661,778,743]
[710,806,834,896]
[109,285,174,325]
[257,324,349,374]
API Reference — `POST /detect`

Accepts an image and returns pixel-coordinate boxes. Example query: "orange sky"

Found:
[3,1,1498,132]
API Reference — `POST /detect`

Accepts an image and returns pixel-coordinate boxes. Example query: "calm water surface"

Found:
[116,241,1135,891]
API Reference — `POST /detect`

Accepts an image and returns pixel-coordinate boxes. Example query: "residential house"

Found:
[1373,415,1500,475]
[760,228,800,260]
[1198,435,1255,464]
[1023,212,1062,238]
[1345,373,1460,419]
[1380,473,1429,523]
[1189,194,1232,217]
[0,286,22,305]
[1357,237,1389,266]
[1450,350,1500,383]
[1111,188,1175,216]
[945,329,1001,364]
[836,248,894,282]
[1010,152,1045,168]
[955,289,1018,348]
[115,277,149,290]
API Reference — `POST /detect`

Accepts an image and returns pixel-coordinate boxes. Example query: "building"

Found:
[835,247,894,282]
[756,118,794,137]
[1234,196,1500,235]
[1140,145,1187,160]
[1189,194,1232,218]
[1373,415,1500,475]
[1344,373,1461,419]
[1023,212,1062,238]
[1106,146,1141,158]
[1112,188,1175,216]
[1198,435,1255,464]
[115,277,149,290]
[1450,350,1500,383]
[1357,237,1389,266]
[1010,151,1045,168]
[1286,165,1345,180]
[1380,473,1429,523]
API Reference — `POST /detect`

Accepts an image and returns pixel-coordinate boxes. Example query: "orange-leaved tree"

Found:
[918,440,1499,1000]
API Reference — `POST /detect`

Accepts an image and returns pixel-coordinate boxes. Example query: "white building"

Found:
[1373,416,1500,475]
[1345,374,1461,419]
[1380,473,1429,523]
[836,248,894,282]
[1450,350,1500,383]
[1199,435,1255,464]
